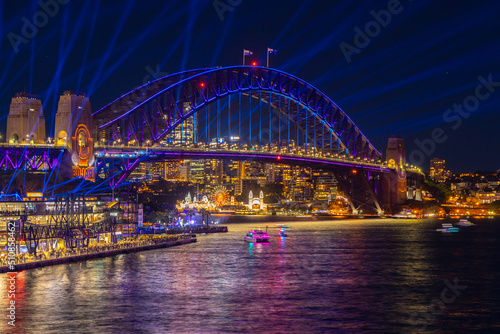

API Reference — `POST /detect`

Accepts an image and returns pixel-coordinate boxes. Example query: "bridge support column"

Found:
[336,169,383,216]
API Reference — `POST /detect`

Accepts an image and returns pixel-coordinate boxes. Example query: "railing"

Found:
[0,143,64,149]
[0,234,192,266]
[95,145,387,169]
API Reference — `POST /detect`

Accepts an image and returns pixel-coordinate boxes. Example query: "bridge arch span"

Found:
[95,66,381,162]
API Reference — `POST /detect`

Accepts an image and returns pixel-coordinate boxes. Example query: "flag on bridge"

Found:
[243,49,253,56]
[268,48,277,54]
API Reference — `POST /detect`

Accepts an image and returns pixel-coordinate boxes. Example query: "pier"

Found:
[0,235,196,273]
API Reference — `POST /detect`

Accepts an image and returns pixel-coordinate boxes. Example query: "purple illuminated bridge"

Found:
[0,66,423,214]
[90,66,421,214]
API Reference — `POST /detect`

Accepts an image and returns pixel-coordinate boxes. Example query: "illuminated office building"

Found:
[313,170,337,201]
[430,158,449,182]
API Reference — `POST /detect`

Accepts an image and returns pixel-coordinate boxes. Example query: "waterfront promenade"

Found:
[0,234,196,273]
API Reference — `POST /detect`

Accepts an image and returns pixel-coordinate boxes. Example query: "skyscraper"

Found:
[430,158,448,182]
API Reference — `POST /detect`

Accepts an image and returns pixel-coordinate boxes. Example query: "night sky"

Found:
[1,0,499,172]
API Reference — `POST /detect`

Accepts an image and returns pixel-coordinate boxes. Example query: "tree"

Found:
[263,182,284,203]
[489,201,500,213]
[423,179,453,203]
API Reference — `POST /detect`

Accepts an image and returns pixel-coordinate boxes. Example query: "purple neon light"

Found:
[98,149,388,172]
[6,153,14,169]
[92,68,214,116]
[0,146,63,171]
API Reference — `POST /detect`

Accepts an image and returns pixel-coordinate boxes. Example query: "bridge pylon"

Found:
[336,169,383,216]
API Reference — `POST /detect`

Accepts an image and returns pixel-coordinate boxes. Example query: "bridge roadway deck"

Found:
[95,145,392,172]
[0,143,424,175]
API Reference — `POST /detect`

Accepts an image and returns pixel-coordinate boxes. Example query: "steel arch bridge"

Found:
[92,66,389,215]
[94,66,381,161]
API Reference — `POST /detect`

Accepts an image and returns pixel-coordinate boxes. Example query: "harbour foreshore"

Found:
[0,235,196,273]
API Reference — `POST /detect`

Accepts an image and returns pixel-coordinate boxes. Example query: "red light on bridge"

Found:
[251,61,257,66]
[200,82,205,87]
[277,156,281,160]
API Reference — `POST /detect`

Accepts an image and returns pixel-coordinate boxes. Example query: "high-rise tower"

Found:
[6,93,45,144]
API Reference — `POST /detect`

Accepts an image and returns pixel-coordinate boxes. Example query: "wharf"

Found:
[0,237,196,273]
[164,226,228,234]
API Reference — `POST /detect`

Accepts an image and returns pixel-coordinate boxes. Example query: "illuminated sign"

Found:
[72,166,95,180]
[71,124,95,181]
[26,192,43,198]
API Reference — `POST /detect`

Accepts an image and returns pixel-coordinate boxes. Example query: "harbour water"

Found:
[1,218,500,333]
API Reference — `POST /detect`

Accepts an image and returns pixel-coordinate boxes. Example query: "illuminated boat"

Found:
[436,223,459,233]
[278,228,288,237]
[244,229,270,243]
[457,219,475,226]
[392,210,418,219]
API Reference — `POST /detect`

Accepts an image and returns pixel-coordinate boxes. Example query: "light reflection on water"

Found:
[1,218,500,333]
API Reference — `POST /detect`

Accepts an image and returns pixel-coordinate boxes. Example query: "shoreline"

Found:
[0,237,197,274]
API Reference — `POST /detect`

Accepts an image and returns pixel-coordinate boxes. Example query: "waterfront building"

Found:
[475,190,500,204]
[289,167,314,201]
[313,170,337,201]
[247,190,266,211]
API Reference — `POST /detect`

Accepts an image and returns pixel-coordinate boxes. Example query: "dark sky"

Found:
[1,0,499,172]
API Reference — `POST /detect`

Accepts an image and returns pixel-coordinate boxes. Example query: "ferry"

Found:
[392,210,418,219]
[244,229,270,243]
[436,223,459,233]
[456,219,475,226]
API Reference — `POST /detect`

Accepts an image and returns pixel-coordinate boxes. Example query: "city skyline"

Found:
[1,3,500,333]
[0,1,499,172]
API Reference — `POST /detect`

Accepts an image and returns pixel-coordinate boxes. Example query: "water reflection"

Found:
[0,218,498,333]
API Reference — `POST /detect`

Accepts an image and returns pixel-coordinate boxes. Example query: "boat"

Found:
[456,219,475,226]
[392,210,418,219]
[244,229,270,243]
[275,224,291,229]
[278,228,288,237]
[436,223,459,233]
